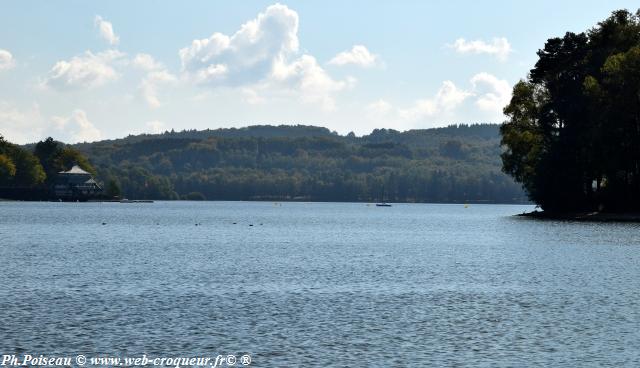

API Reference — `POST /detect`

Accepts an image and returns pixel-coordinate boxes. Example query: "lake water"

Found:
[1,201,640,367]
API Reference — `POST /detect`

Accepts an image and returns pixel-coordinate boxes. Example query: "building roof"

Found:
[59,165,90,175]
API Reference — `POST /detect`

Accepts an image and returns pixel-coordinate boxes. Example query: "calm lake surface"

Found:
[1,201,640,367]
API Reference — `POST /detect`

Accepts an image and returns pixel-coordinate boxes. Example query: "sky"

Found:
[0,1,638,143]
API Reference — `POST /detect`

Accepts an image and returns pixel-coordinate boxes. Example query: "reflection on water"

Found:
[1,201,639,366]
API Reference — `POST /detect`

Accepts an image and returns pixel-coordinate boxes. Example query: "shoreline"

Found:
[519,210,640,222]
[0,198,531,205]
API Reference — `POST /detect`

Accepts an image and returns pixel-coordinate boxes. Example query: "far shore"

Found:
[519,210,640,223]
[0,197,531,204]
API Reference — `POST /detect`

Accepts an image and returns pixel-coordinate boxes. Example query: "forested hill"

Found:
[73,123,527,203]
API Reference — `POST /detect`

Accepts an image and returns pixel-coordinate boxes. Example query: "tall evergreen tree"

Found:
[501,9,640,212]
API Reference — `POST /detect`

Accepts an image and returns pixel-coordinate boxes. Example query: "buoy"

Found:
[102,222,107,225]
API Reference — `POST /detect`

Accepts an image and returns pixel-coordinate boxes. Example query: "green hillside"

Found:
[72,123,526,203]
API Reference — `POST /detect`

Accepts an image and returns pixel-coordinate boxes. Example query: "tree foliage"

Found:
[0,136,97,198]
[0,135,45,187]
[74,124,525,203]
[501,9,640,212]
[34,137,96,184]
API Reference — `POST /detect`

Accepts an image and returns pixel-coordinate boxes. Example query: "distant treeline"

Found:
[64,123,526,203]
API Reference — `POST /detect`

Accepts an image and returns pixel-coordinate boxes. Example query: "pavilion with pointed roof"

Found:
[53,165,103,200]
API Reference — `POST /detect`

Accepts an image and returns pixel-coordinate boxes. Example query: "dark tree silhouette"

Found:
[501,9,640,212]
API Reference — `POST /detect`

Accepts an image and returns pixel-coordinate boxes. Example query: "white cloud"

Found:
[42,50,176,107]
[0,49,15,71]
[450,37,512,61]
[42,49,125,90]
[399,81,472,121]
[140,70,177,108]
[133,53,177,108]
[470,72,511,116]
[179,3,299,85]
[193,64,228,84]
[51,109,101,143]
[329,45,378,67]
[268,55,352,111]
[366,73,511,128]
[0,104,104,144]
[132,53,163,72]
[179,3,350,111]
[94,16,120,46]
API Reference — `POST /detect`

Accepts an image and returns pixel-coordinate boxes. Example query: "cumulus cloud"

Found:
[450,37,512,61]
[51,109,101,143]
[179,3,299,85]
[329,45,378,67]
[0,49,15,71]
[367,73,511,128]
[42,47,176,107]
[94,16,120,45]
[399,81,472,121]
[42,50,125,90]
[268,55,353,111]
[470,72,511,116]
[132,53,163,72]
[179,3,350,110]
[0,104,104,144]
[139,70,177,108]
[133,53,177,108]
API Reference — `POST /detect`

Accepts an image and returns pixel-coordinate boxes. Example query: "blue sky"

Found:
[0,1,638,143]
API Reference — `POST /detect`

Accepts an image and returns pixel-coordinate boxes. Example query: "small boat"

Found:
[376,185,392,207]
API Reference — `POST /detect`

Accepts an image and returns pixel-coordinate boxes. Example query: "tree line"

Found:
[76,123,525,202]
[1,124,527,202]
